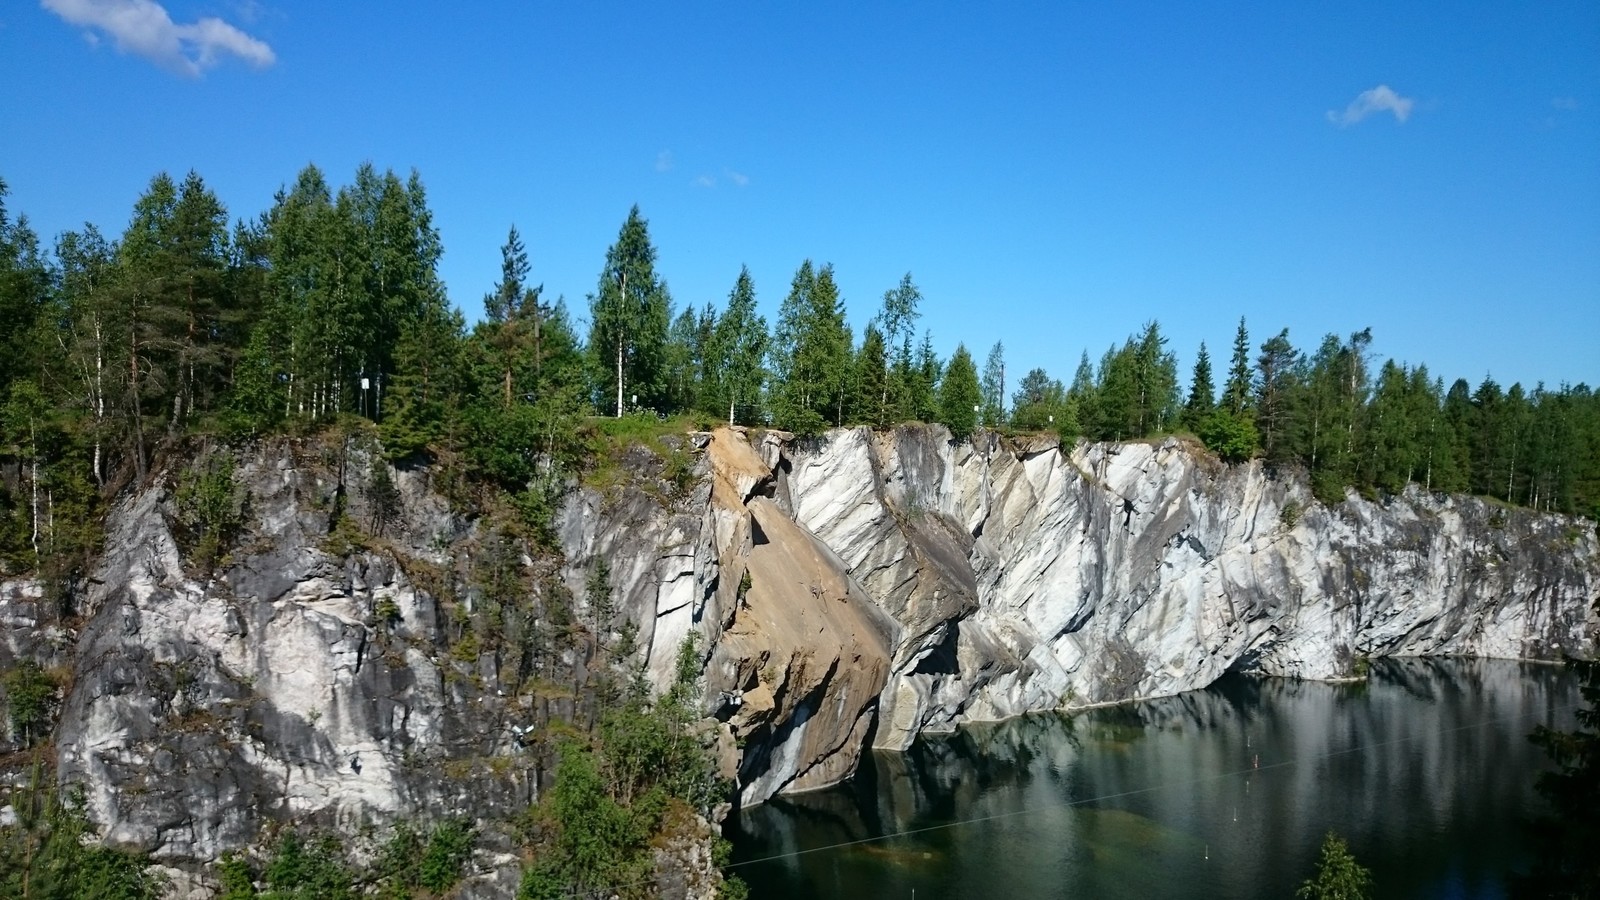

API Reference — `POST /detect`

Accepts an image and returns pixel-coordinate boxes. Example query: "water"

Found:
[726,658,1579,899]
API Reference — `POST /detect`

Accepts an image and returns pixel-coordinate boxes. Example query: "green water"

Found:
[726,658,1578,899]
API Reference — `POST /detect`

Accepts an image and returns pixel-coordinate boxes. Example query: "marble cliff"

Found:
[1,424,1595,890]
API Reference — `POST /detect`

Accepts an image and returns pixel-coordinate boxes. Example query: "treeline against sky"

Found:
[2,165,1597,582]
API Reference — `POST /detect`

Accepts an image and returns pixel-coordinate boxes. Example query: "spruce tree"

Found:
[1010,367,1066,432]
[938,344,982,436]
[707,267,766,425]
[768,261,850,432]
[1183,341,1215,429]
[852,323,888,426]
[1223,316,1253,415]
[980,341,1006,427]
[1132,320,1178,435]
[588,206,671,416]
[910,331,942,423]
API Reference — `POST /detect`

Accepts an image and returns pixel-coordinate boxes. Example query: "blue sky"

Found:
[4,1,1596,392]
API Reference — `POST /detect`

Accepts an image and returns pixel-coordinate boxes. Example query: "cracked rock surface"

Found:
[577,426,1598,806]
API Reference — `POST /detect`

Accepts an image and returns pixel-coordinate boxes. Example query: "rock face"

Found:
[1,424,1595,881]
[40,441,543,867]
[575,426,1598,807]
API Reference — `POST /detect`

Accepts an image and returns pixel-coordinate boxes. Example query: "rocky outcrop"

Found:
[39,440,546,868]
[2,422,1594,883]
[575,425,1597,806]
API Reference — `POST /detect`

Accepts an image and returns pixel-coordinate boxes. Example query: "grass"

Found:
[578,412,709,499]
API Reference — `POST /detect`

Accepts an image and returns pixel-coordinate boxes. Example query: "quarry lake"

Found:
[726,659,1577,899]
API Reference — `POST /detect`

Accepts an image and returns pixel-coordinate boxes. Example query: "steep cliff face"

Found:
[2,424,1594,883]
[25,440,546,891]
[573,426,1597,806]
[2,438,594,897]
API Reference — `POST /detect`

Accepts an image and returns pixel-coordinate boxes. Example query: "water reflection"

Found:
[728,659,1577,900]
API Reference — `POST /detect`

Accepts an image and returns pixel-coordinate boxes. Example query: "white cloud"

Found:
[1551,96,1579,110]
[1327,85,1414,127]
[691,174,716,189]
[723,169,749,188]
[654,150,674,172]
[41,0,274,77]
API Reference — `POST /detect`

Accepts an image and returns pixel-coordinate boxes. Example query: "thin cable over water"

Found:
[725,700,1576,870]
[549,698,1575,898]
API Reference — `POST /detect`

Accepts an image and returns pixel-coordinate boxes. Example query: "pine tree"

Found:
[162,170,234,431]
[1255,328,1300,462]
[1066,351,1097,441]
[1093,341,1137,441]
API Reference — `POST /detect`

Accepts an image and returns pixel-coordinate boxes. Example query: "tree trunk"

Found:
[92,316,105,486]
[615,272,627,417]
[129,308,147,482]
[29,420,39,559]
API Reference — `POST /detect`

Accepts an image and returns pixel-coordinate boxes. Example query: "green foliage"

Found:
[418,819,475,892]
[851,323,889,426]
[1280,498,1304,528]
[1183,340,1215,428]
[877,273,923,424]
[4,659,58,747]
[1296,832,1372,900]
[1223,316,1253,416]
[590,206,673,416]
[1197,410,1258,463]
[174,450,246,571]
[768,261,852,432]
[217,851,258,899]
[0,773,165,900]
[1010,366,1070,434]
[218,820,474,900]
[1516,614,1600,899]
[705,267,768,425]
[1083,321,1179,441]
[260,831,354,900]
[365,820,476,897]
[937,344,982,436]
[521,635,728,898]
[517,860,568,900]
[980,341,1006,428]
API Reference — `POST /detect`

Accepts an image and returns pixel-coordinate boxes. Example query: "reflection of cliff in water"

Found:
[729,659,1578,900]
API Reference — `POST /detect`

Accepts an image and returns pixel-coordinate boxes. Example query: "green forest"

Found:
[2,163,1598,589]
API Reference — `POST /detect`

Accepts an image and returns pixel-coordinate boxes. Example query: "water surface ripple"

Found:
[727,659,1578,900]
